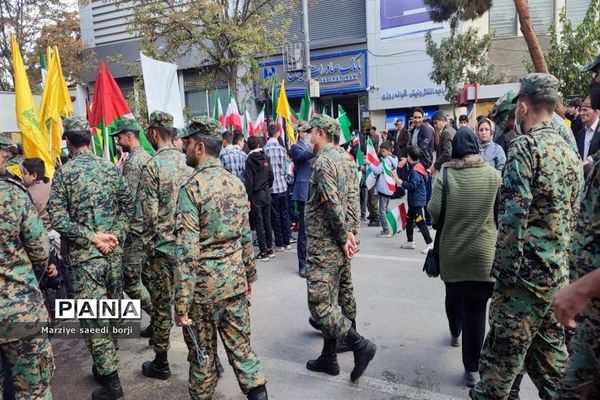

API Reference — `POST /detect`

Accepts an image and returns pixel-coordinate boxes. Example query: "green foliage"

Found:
[423,0,492,23]
[545,0,600,98]
[128,0,293,101]
[425,23,504,104]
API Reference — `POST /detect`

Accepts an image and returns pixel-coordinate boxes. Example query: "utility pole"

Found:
[302,0,311,110]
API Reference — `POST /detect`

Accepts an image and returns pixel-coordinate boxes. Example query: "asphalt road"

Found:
[50,201,540,400]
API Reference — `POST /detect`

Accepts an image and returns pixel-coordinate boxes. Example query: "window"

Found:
[566,0,591,25]
[490,0,556,37]
[184,88,229,116]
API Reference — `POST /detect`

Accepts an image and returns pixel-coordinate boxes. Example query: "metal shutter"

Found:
[528,0,555,34]
[490,0,517,37]
[566,0,591,25]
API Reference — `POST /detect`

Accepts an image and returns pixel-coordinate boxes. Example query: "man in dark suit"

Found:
[575,97,600,175]
[290,123,316,278]
[409,107,434,225]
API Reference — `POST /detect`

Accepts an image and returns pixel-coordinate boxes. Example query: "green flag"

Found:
[322,105,329,116]
[271,80,279,119]
[299,90,311,121]
[337,104,352,145]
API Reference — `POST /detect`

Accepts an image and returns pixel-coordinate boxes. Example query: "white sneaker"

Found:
[284,244,292,250]
[421,243,434,254]
[400,241,416,249]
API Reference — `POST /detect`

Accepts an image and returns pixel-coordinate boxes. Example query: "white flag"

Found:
[140,53,185,129]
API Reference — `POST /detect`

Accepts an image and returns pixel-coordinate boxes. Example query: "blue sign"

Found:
[258,50,368,98]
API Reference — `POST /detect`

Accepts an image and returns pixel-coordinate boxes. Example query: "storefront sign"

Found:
[381,87,446,101]
[258,50,367,98]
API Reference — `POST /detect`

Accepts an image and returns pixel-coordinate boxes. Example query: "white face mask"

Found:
[303,133,312,146]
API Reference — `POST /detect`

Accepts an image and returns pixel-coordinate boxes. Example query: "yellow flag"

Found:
[276,80,296,145]
[39,46,74,162]
[11,34,55,178]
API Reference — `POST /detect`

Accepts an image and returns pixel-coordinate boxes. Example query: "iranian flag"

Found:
[365,136,378,189]
[89,61,155,162]
[254,105,266,137]
[242,106,254,138]
[213,94,225,130]
[386,203,407,234]
[337,104,352,145]
[382,160,396,192]
[353,136,364,167]
[225,92,242,131]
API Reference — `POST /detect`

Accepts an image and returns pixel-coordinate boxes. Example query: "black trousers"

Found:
[251,202,273,254]
[444,281,494,372]
[297,201,307,272]
[406,206,432,244]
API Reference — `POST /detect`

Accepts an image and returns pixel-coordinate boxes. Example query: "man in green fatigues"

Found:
[174,116,268,400]
[48,117,134,400]
[551,56,600,399]
[139,111,193,379]
[0,178,53,399]
[471,74,584,400]
[304,114,376,382]
[110,119,153,336]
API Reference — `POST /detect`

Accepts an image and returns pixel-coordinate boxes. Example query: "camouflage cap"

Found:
[147,110,174,131]
[513,73,560,103]
[0,134,13,149]
[581,54,600,73]
[179,116,222,139]
[297,121,311,133]
[489,90,517,122]
[63,116,90,133]
[110,118,142,136]
[307,114,340,135]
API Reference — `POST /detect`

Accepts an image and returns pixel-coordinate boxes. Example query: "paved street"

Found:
[51,200,539,400]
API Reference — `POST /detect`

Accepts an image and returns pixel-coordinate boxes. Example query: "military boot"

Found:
[142,352,171,379]
[247,385,268,400]
[91,371,124,400]
[140,324,153,338]
[308,316,321,331]
[336,320,356,353]
[346,327,376,382]
[92,365,109,386]
[306,338,340,376]
[508,372,524,400]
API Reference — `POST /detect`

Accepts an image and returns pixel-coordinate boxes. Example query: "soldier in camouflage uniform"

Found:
[0,135,18,180]
[139,111,193,379]
[304,114,376,382]
[471,74,584,400]
[48,116,134,400]
[0,178,53,399]
[551,56,600,399]
[110,119,153,336]
[173,116,268,400]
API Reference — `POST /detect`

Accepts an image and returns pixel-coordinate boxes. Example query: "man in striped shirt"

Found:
[219,132,247,181]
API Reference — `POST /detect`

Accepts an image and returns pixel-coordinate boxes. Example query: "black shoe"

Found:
[346,328,376,382]
[255,252,271,262]
[289,237,298,244]
[299,267,306,278]
[142,352,171,380]
[368,221,380,227]
[308,316,321,331]
[306,339,340,376]
[508,372,524,400]
[92,371,124,400]
[140,324,153,338]
[253,239,259,247]
[216,356,225,378]
[247,385,268,400]
[92,365,109,386]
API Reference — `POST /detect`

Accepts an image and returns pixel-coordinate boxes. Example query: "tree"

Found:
[514,0,547,73]
[29,11,84,87]
[0,0,64,90]
[425,27,503,104]
[128,0,293,100]
[545,0,600,98]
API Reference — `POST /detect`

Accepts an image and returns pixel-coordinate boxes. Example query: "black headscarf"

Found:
[451,127,480,159]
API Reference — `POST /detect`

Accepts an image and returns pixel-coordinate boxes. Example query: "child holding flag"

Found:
[394,146,433,253]
[365,141,398,238]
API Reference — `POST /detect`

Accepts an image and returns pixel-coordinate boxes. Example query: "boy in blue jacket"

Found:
[366,140,398,237]
[394,146,433,253]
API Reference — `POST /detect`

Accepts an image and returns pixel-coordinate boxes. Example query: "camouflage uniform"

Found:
[110,119,153,316]
[305,115,360,340]
[48,117,135,376]
[557,156,600,398]
[174,117,267,399]
[471,74,584,400]
[0,180,54,399]
[139,111,193,355]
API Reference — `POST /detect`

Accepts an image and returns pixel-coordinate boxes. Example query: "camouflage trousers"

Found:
[557,298,600,399]
[145,253,174,354]
[471,281,567,400]
[0,336,54,400]
[122,239,153,315]
[306,250,353,340]
[182,293,267,400]
[72,254,123,376]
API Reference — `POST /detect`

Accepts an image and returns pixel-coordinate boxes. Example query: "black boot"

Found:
[247,385,268,400]
[91,371,124,400]
[508,372,524,400]
[140,324,153,338]
[346,328,376,382]
[142,352,171,380]
[306,338,340,376]
[336,320,356,353]
[308,316,321,331]
[92,364,109,386]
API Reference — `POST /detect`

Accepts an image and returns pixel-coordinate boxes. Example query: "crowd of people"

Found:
[1,64,600,400]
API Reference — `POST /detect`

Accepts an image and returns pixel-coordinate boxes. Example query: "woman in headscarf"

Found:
[477,118,506,174]
[427,128,502,388]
